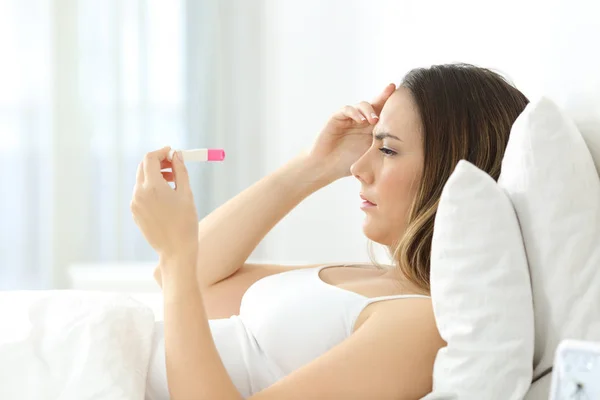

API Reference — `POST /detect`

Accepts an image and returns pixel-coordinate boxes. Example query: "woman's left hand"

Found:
[130,147,199,269]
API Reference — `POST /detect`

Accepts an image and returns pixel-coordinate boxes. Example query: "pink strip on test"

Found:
[207,149,225,161]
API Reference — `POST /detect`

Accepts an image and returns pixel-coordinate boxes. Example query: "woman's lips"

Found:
[360,194,377,209]
[360,200,377,209]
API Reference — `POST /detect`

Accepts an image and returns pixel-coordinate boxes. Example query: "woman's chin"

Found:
[362,220,390,246]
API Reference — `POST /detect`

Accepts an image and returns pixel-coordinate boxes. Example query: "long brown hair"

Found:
[390,63,529,292]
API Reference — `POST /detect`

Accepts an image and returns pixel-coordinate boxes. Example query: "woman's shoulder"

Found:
[361,294,439,350]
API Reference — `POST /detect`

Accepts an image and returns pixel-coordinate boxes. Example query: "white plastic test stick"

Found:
[167,148,226,162]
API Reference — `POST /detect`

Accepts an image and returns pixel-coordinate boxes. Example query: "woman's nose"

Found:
[351,152,373,185]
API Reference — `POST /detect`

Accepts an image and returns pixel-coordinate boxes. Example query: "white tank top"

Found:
[145,264,430,399]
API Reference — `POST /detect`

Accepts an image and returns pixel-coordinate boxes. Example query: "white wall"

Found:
[257,0,391,265]
[255,0,600,265]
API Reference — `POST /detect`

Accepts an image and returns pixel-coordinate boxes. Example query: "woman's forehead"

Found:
[378,87,423,139]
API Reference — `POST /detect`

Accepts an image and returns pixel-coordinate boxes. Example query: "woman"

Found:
[131,63,529,399]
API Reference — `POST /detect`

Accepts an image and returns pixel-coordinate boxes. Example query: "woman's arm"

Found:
[193,152,332,289]
[132,148,244,399]
[161,258,243,400]
[152,153,332,290]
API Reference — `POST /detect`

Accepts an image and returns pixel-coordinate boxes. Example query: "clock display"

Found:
[551,340,600,400]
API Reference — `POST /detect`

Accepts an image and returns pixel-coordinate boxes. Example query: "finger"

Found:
[371,83,396,114]
[171,151,191,192]
[357,101,379,124]
[342,105,368,124]
[136,162,144,185]
[143,146,172,184]
[161,171,174,182]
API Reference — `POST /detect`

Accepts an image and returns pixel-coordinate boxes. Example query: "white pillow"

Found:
[0,290,156,400]
[426,161,534,400]
[497,96,600,380]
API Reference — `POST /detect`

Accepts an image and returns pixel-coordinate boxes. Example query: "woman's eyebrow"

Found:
[373,131,402,141]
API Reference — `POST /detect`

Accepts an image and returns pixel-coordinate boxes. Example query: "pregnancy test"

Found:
[167,148,226,162]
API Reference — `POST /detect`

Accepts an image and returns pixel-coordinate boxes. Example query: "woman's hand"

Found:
[308,83,396,182]
[130,147,199,270]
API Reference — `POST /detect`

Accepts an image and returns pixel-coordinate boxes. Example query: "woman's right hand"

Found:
[308,83,396,182]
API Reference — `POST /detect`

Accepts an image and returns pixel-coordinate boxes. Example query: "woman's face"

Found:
[350,87,425,246]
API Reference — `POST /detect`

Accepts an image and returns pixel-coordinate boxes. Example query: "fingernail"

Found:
[371,113,379,119]
[175,151,182,161]
[360,116,366,121]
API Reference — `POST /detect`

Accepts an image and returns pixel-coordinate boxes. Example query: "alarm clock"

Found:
[550,339,600,400]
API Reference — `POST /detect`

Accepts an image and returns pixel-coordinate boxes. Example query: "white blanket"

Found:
[0,290,156,400]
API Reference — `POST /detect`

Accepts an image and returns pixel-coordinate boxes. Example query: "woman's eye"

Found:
[378,147,397,156]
